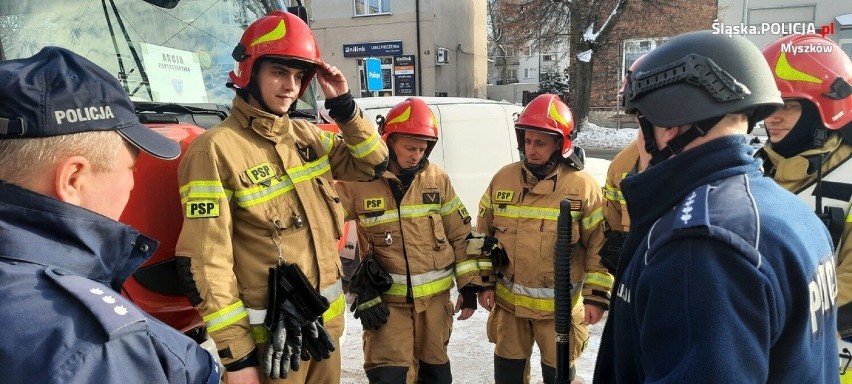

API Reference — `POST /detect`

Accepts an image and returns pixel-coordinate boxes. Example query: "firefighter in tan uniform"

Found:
[336,97,486,383]
[600,139,639,273]
[175,11,388,384]
[476,94,611,384]
[758,34,852,382]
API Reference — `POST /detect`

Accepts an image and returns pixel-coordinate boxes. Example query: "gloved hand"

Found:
[350,286,390,330]
[458,285,479,311]
[263,300,305,379]
[300,319,336,361]
[483,236,509,267]
[600,230,626,274]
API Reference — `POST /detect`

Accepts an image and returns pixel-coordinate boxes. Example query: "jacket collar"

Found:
[230,96,293,143]
[762,133,843,166]
[0,182,157,290]
[621,135,760,229]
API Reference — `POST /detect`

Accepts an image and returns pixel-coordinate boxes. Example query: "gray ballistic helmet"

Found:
[623,31,782,128]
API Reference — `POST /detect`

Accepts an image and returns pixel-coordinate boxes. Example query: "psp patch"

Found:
[245,162,276,185]
[495,189,514,202]
[186,200,220,218]
[364,197,385,211]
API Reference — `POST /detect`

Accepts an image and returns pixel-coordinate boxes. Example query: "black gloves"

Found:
[350,286,390,330]
[600,230,625,274]
[262,264,335,379]
[349,257,393,330]
[483,235,509,267]
[459,285,479,311]
[301,319,336,361]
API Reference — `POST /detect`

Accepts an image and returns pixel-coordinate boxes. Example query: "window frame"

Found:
[354,0,391,17]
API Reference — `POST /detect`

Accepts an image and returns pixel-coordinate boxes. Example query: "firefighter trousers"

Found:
[363,290,454,384]
[488,300,588,383]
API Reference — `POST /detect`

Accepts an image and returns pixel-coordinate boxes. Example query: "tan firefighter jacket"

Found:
[476,161,612,319]
[175,97,388,364]
[604,140,639,233]
[336,161,483,312]
[760,134,852,318]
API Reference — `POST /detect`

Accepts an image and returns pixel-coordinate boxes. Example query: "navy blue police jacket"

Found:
[0,181,219,383]
[593,136,838,383]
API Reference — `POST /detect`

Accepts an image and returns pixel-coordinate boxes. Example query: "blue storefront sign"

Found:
[343,40,403,58]
[364,58,383,91]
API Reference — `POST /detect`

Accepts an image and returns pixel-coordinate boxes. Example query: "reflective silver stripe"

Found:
[582,207,604,230]
[320,131,335,153]
[347,133,382,158]
[247,308,266,325]
[389,267,454,286]
[360,210,400,227]
[399,204,440,218]
[499,277,555,299]
[455,259,479,276]
[321,280,344,302]
[440,196,463,216]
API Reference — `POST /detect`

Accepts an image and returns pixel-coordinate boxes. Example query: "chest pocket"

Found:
[316,177,344,239]
[491,188,521,229]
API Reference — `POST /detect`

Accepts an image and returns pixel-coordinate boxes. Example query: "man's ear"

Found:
[53,155,90,206]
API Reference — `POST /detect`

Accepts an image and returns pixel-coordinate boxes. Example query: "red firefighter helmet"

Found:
[762,34,852,130]
[228,10,321,98]
[380,97,439,157]
[516,93,576,158]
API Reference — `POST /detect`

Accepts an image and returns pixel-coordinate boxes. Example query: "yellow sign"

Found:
[495,190,514,202]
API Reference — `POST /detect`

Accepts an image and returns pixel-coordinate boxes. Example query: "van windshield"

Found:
[0,0,318,113]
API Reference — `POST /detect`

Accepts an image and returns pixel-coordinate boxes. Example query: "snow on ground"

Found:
[340,124,629,383]
[340,293,606,384]
[574,122,637,152]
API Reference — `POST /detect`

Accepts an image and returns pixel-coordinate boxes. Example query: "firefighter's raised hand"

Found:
[316,61,349,99]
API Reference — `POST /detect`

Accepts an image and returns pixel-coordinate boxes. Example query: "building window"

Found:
[524,68,536,79]
[541,54,556,62]
[507,69,517,81]
[354,0,391,16]
[622,38,667,78]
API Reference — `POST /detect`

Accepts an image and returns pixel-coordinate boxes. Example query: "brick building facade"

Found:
[588,0,717,110]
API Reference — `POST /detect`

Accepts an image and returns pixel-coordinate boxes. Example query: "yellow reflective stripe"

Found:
[455,259,479,276]
[386,268,454,297]
[585,272,614,289]
[323,293,345,323]
[400,204,440,218]
[604,184,620,202]
[495,281,554,312]
[360,210,401,227]
[203,300,248,333]
[493,205,560,220]
[480,193,492,208]
[234,175,296,207]
[321,280,345,323]
[582,207,605,230]
[233,156,331,208]
[477,258,493,271]
[180,180,232,204]
[251,325,268,344]
[320,131,335,153]
[356,296,382,311]
[440,196,463,216]
[347,133,382,159]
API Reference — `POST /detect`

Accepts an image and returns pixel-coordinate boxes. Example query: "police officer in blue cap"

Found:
[0,46,219,383]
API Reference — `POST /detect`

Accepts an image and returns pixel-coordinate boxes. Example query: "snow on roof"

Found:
[836,14,852,26]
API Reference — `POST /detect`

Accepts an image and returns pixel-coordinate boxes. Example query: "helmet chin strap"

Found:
[639,115,723,166]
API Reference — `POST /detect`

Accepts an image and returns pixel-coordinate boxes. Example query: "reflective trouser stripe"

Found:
[203,300,248,333]
[495,280,582,312]
[386,268,455,298]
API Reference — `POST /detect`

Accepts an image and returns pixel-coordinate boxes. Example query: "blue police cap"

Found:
[0,46,180,160]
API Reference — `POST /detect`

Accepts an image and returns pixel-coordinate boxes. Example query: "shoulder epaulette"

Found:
[672,184,711,231]
[46,268,147,340]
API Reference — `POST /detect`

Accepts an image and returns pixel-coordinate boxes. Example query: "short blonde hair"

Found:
[0,131,125,184]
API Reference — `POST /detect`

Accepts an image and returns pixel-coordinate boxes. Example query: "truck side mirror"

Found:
[142,0,180,9]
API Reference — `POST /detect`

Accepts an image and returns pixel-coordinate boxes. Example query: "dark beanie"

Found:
[771,100,821,158]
